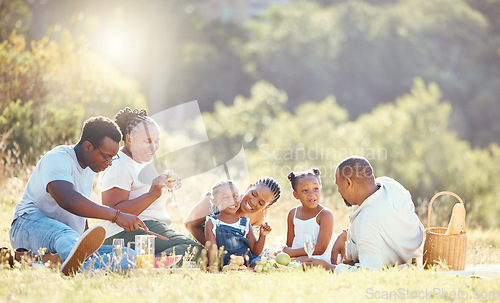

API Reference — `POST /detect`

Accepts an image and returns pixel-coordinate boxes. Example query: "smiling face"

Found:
[127,121,161,163]
[213,184,240,214]
[292,175,322,208]
[239,183,274,214]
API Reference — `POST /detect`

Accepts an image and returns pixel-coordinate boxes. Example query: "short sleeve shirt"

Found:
[12,145,93,234]
[98,150,171,237]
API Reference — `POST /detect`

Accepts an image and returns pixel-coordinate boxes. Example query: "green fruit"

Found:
[276,252,291,266]
[255,264,263,273]
[260,257,267,264]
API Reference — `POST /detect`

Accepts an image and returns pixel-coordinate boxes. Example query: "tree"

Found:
[243,0,497,146]
[0,31,146,170]
[205,78,500,227]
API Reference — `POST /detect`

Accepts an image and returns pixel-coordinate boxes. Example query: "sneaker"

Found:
[61,225,106,276]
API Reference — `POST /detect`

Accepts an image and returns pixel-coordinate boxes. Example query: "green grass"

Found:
[1,266,499,302]
[1,174,500,302]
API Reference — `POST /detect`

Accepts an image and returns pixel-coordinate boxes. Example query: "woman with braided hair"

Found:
[98,107,202,260]
[185,177,281,245]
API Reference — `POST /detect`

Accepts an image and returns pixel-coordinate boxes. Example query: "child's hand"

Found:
[259,222,272,237]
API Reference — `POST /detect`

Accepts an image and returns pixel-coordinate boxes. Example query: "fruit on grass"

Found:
[274,263,294,272]
[222,263,239,271]
[276,252,291,266]
[230,255,245,266]
[154,255,181,268]
[445,203,466,235]
[254,257,275,273]
[287,262,303,270]
[255,264,263,273]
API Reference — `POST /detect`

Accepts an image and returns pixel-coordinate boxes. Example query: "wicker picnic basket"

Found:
[423,191,467,270]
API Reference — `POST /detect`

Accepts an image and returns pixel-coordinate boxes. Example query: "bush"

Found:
[0,31,147,173]
[202,79,500,227]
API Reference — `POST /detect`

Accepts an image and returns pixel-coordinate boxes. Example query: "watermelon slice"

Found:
[154,255,182,268]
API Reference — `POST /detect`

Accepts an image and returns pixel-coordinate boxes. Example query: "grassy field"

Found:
[1,260,500,302]
[0,174,499,303]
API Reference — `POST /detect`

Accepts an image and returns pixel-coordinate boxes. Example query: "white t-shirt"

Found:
[98,150,171,238]
[336,177,424,273]
[12,145,92,234]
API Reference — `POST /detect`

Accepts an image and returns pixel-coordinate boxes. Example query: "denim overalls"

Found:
[213,216,260,266]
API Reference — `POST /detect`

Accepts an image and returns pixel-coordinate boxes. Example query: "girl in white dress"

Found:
[282,168,334,263]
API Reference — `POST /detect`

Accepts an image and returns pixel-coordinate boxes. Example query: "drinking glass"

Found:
[167,179,182,207]
[168,188,178,207]
[128,235,155,269]
[303,234,315,258]
[127,242,136,269]
[112,238,125,267]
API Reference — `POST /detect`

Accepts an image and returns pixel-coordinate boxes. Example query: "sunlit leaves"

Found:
[0,31,146,170]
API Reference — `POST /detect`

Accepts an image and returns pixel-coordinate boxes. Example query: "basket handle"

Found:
[427,191,465,230]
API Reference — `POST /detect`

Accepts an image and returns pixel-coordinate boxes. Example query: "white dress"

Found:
[291,207,334,262]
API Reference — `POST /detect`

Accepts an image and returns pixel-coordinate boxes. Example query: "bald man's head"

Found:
[336,156,375,183]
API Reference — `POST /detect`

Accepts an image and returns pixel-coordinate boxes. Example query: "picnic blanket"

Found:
[441,264,500,279]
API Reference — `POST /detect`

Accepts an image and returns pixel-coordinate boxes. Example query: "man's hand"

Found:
[331,230,348,264]
[115,212,148,232]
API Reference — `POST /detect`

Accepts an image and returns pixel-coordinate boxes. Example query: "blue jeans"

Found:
[10,210,132,271]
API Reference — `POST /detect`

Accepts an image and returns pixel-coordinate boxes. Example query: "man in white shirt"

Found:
[9,116,146,276]
[307,156,424,272]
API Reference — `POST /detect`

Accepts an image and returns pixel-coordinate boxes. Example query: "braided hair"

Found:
[253,177,281,206]
[287,168,322,191]
[114,107,151,141]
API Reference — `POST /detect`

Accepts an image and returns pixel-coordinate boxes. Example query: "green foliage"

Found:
[0,0,31,41]
[203,79,500,227]
[203,81,288,150]
[0,31,147,172]
[3,0,497,146]
[238,0,499,146]
[166,16,252,110]
[244,1,341,105]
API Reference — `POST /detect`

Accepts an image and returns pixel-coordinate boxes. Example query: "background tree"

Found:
[0,31,146,170]
[201,79,500,227]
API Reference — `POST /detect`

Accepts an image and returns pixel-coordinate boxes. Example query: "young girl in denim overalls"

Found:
[205,180,272,267]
